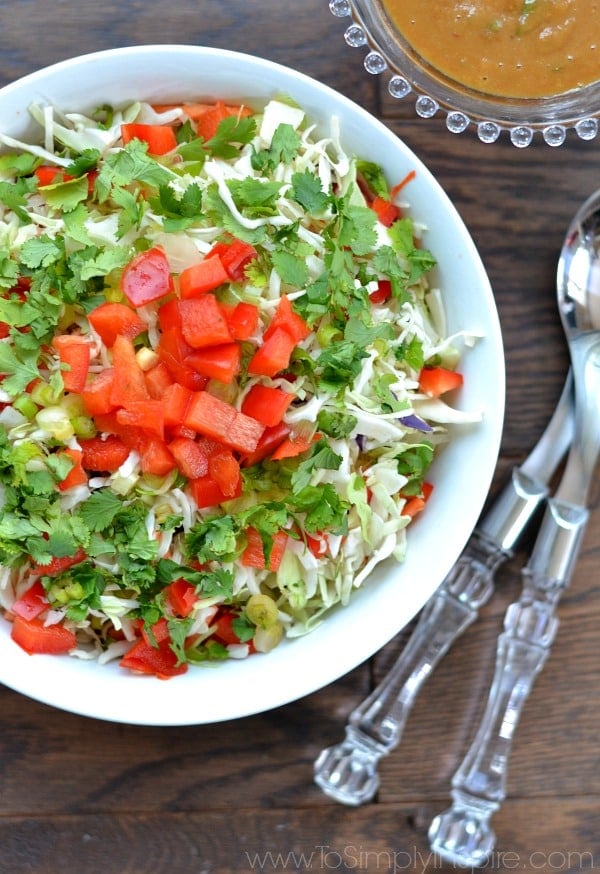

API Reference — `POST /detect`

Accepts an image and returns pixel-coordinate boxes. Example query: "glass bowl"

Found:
[330,0,600,147]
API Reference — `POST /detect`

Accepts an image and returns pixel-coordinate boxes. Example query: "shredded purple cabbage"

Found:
[398,413,433,432]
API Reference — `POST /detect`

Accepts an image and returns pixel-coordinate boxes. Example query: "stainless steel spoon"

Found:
[428,190,600,866]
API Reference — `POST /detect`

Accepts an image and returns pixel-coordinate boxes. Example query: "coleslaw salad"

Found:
[0,95,481,678]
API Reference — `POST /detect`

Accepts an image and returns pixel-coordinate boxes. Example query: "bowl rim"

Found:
[331,0,600,147]
[0,44,505,724]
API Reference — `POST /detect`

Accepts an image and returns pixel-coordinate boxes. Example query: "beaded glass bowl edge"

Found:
[330,0,600,147]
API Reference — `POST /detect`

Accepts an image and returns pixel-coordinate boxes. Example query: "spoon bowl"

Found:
[557,189,600,338]
[555,190,600,507]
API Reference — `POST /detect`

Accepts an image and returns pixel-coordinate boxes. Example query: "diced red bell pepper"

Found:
[116,400,165,440]
[205,241,231,261]
[225,301,260,340]
[58,448,88,491]
[169,424,197,441]
[35,165,73,186]
[88,302,147,347]
[195,101,247,142]
[189,473,242,509]
[110,335,150,407]
[162,382,193,429]
[179,256,230,299]
[183,391,264,454]
[141,616,171,645]
[139,437,177,477]
[79,435,130,472]
[240,422,291,467]
[121,246,173,308]
[184,342,241,384]
[306,531,329,558]
[168,436,209,479]
[241,383,293,427]
[52,335,91,394]
[11,580,49,621]
[271,432,320,461]
[11,615,77,655]
[120,123,178,156]
[80,368,117,415]
[144,361,174,399]
[156,327,209,391]
[369,279,392,305]
[263,295,311,343]
[247,328,297,377]
[220,238,258,281]
[401,481,434,518]
[166,578,198,618]
[207,447,240,498]
[157,298,183,333]
[371,195,400,227]
[418,366,464,397]
[120,636,188,679]
[179,295,233,349]
[209,608,243,645]
[241,527,288,571]
[32,547,87,577]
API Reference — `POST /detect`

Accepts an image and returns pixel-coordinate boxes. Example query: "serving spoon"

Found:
[428,190,600,865]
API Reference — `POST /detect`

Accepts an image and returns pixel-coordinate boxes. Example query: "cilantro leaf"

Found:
[356,160,390,199]
[291,169,329,214]
[337,203,377,257]
[0,341,41,397]
[185,515,238,563]
[0,151,37,177]
[78,490,123,532]
[65,149,101,176]
[202,185,266,244]
[19,235,63,269]
[228,177,282,213]
[149,181,204,231]
[197,568,235,600]
[271,248,309,288]
[38,176,89,213]
[395,443,434,494]
[344,314,394,347]
[0,179,34,224]
[290,483,349,534]
[252,123,302,172]
[316,339,368,393]
[0,250,20,290]
[232,613,255,642]
[95,140,172,203]
[291,439,342,492]
[77,245,131,281]
[204,114,257,159]
[316,409,358,439]
[395,335,425,372]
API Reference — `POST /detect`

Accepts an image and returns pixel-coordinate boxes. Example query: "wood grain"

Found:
[0,1,599,872]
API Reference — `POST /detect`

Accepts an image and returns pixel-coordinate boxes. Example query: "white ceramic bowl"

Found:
[0,45,504,724]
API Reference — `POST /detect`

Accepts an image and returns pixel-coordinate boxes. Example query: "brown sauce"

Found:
[382,0,600,98]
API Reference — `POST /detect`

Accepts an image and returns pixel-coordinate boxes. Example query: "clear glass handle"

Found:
[313,532,505,805]
[429,498,589,866]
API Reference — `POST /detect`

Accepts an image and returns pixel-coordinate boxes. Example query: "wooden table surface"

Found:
[0,2,598,872]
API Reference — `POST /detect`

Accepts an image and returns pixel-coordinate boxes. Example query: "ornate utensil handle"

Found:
[428,497,589,866]
[313,531,508,806]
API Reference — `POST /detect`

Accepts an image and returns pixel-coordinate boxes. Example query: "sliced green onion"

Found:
[12,395,39,419]
[35,406,75,441]
[30,380,63,407]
